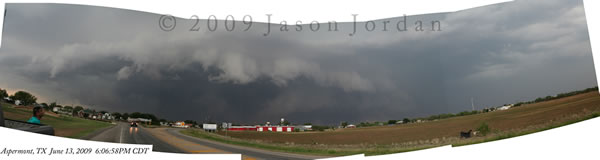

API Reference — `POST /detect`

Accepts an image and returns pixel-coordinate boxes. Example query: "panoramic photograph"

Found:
[0,0,598,159]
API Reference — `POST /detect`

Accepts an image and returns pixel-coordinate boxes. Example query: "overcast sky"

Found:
[0,0,595,125]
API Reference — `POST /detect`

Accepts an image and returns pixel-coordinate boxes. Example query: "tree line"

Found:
[0,89,165,125]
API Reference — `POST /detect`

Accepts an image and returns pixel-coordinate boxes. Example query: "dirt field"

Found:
[218,92,600,145]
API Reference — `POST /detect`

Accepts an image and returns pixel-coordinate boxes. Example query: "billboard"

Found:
[203,123,217,130]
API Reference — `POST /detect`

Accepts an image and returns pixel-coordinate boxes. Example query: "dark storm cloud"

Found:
[0,0,595,124]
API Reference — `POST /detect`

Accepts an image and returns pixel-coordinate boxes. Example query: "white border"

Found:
[1,0,599,159]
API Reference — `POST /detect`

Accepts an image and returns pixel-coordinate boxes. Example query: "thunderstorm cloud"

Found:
[0,0,595,124]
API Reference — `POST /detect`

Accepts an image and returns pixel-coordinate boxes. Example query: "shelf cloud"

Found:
[0,0,595,124]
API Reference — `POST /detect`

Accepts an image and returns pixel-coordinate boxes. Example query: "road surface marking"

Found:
[119,125,124,143]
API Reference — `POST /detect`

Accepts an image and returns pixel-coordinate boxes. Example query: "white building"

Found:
[173,121,189,128]
[498,104,514,110]
[101,113,114,120]
[295,125,312,131]
[127,117,152,124]
[53,107,72,116]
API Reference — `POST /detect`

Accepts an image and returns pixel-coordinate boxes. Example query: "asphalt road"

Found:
[88,122,183,153]
[88,122,325,160]
[164,128,326,160]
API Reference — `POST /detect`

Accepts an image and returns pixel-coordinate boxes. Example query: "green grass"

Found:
[181,129,362,156]
[1,104,31,114]
[2,103,114,138]
[43,114,113,138]
[180,129,438,156]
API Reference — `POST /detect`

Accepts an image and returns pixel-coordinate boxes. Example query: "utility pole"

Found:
[471,97,475,111]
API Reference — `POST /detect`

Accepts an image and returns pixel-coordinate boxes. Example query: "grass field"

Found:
[181,91,600,156]
[2,102,114,138]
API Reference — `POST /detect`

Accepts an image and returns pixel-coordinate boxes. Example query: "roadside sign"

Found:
[203,123,217,130]
[222,122,228,128]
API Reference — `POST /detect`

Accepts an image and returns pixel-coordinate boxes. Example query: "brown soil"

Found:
[218,92,600,145]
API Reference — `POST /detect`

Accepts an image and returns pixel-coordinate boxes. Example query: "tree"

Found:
[476,122,491,136]
[303,123,312,125]
[49,102,57,108]
[10,91,37,106]
[388,120,397,124]
[145,113,160,125]
[184,120,198,125]
[40,103,50,110]
[83,109,93,118]
[64,106,73,112]
[111,112,122,120]
[282,120,290,126]
[73,106,84,113]
[130,112,142,118]
[341,121,348,128]
[122,113,129,120]
[402,118,410,124]
[0,89,7,98]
